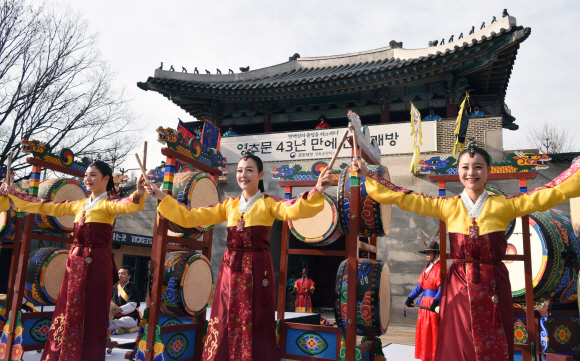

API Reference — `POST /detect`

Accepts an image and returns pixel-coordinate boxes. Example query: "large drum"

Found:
[288,194,341,246]
[505,211,567,300]
[159,251,214,317]
[25,248,69,306]
[168,171,220,238]
[35,178,87,233]
[0,200,17,241]
[337,165,392,237]
[334,259,391,337]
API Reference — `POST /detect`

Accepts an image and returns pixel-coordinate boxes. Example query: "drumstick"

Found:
[6,152,12,185]
[327,129,349,170]
[411,303,440,313]
[142,141,147,170]
[348,122,359,174]
[134,154,148,181]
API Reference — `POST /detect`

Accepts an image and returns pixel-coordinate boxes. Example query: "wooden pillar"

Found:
[380,103,390,123]
[446,97,458,118]
[264,114,273,133]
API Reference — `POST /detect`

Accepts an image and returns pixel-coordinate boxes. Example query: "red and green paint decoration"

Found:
[418,152,552,175]
[132,307,149,356]
[136,324,165,361]
[271,161,348,181]
[20,139,91,173]
[0,311,23,361]
[113,173,129,186]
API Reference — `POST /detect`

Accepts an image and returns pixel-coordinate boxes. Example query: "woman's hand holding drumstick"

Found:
[351,158,369,177]
[315,167,334,194]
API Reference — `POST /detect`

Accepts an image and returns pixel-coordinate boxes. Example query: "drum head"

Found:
[379,263,391,334]
[52,183,87,229]
[44,252,68,300]
[290,195,338,243]
[505,215,561,298]
[0,210,9,238]
[571,196,580,238]
[182,255,213,313]
[187,177,219,229]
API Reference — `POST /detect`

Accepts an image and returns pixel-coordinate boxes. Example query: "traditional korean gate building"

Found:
[131,15,565,328]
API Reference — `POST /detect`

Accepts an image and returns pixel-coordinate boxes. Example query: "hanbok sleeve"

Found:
[0,196,9,212]
[106,191,147,216]
[157,195,227,228]
[506,158,580,218]
[365,172,447,220]
[266,188,325,221]
[8,190,81,217]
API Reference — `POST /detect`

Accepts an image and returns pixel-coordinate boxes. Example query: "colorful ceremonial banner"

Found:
[220,122,437,163]
[201,119,221,152]
[452,94,471,159]
[409,103,423,173]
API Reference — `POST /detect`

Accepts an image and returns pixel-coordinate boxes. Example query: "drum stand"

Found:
[277,135,380,361]
[128,147,221,361]
[429,172,538,361]
[0,157,119,358]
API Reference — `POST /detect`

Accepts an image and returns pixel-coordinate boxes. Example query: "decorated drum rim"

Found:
[180,253,214,315]
[36,179,87,233]
[25,247,68,306]
[288,194,339,244]
[337,165,386,237]
[334,259,386,337]
[533,212,565,298]
[182,172,219,234]
[0,201,14,240]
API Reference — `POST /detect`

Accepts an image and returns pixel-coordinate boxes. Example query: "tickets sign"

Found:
[220,122,437,163]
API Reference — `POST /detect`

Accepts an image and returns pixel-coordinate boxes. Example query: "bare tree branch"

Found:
[525,121,578,154]
[0,0,142,181]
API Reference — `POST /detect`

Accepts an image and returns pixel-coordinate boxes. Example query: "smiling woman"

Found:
[0,160,148,361]
[352,140,580,361]
[145,151,334,361]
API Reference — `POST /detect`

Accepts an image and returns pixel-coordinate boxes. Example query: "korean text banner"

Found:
[220,122,437,164]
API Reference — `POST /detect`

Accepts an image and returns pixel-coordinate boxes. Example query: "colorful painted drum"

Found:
[542,209,580,304]
[505,211,566,300]
[334,259,391,337]
[486,185,516,239]
[288,194,341,246]
[25,248,69,306]
[168,171,220,237]
[0,200,17,241]
[337,165,392,237]
[35,178,87,233]
[159,251,214,317]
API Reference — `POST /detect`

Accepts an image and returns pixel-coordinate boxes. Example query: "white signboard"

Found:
[220,122,437,163]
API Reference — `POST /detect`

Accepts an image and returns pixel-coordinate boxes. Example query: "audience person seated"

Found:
[109,266,141,335]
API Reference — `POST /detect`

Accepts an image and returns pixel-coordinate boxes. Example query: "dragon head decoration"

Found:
[418,156,452,172]
[20,139,49,155]
[271,164,300,179]
[156,126,182,145]
[513,152,551,168]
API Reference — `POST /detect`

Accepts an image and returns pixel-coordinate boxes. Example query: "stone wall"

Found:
[435,117,502,153]
[113,119,575,327]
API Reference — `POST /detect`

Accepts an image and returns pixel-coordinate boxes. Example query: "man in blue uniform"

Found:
[470,104,485,116]
[224,126,238,136]
[423,107,441,121]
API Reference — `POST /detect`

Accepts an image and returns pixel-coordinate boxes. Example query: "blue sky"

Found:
[59,0,580,170]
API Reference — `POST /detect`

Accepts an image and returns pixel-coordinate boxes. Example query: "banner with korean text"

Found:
[220,122,437,163]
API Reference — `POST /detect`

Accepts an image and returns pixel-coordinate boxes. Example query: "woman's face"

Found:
[237,158,264,193]
[84,165,109,193]
[458,153,490,193]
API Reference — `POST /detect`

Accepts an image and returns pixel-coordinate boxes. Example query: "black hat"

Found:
[417,228,440,254]
[318,114,328,121]
[418,241,440,254]
[472,103,481,109]
[428,106,435,111]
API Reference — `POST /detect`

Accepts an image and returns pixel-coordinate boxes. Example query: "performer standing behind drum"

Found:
[294,268,315,313]
[110,265,141,335]
[405,238,441,361]
[352,140,580,361]
[2,161,147,361]
[145,151,333,361]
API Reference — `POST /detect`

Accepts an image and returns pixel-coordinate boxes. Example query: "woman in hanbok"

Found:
[2,161,147,361]
[145,152,333,361]
[405,238,441,361]
[352,141,580,361]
